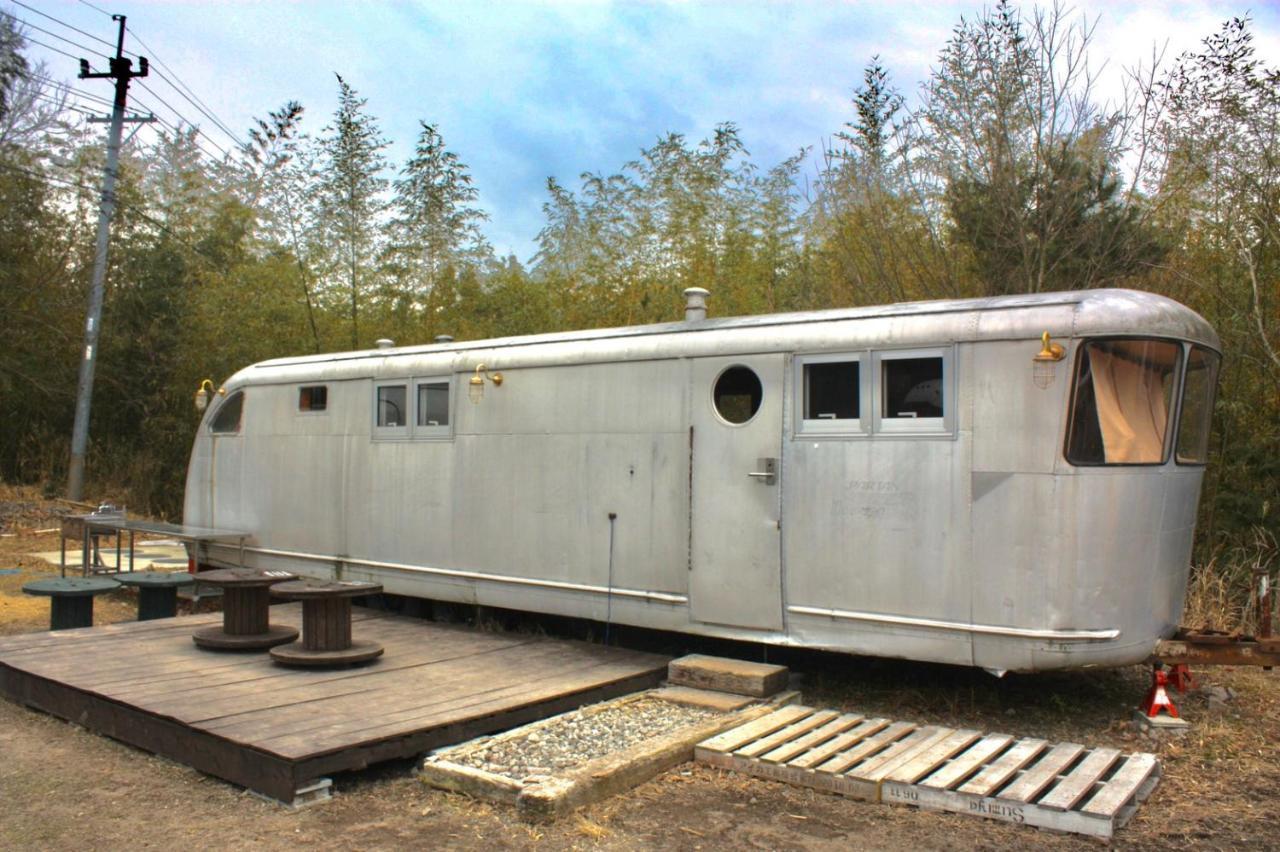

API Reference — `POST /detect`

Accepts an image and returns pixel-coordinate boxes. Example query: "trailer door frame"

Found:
[688,353,785,631]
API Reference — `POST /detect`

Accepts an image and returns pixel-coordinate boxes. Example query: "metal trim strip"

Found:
[787,605,1119,641]
[204,543,689,605]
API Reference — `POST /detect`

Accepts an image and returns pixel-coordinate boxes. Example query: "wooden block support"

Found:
[667,654,789,697]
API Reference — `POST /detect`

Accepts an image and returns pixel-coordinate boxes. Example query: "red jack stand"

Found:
[1167,663,1197,693]
[1140,664,1180,719]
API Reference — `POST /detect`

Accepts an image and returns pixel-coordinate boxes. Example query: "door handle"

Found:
[748,458,777,485]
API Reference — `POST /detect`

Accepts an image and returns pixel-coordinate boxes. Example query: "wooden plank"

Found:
[815,721,915,775]
[667,654,789,697]
[1037,748,1122,811]
[958,738,1048,797]
[997,742,1085,803]
[735,710,840,759]
[759,713,863,764]
[697,705,813,753]
[194,644,660,739]
[919,733,1014,790]
[1080,754,1160,817]
[849,726,948,781]
[788,718,888,769]
[263,659,668,759]
[886,729,982,784]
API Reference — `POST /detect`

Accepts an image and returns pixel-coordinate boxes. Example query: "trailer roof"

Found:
[241,288,1218,383]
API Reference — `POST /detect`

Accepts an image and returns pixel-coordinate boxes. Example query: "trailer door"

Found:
[689,354,784,631]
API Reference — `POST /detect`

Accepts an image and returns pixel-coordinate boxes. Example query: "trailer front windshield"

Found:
[1066,339,1181,465]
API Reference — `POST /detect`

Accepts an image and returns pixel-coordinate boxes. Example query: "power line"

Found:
[1,12,111,60]
[8,1,129,54]
[19,69,119,109]
[134,80,232,159]
[76,0,114,19]
[124,26,247,149]
[0,160,231,269]
[23,35,82,62]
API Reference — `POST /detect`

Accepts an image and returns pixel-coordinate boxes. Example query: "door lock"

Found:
[747,457,777,485]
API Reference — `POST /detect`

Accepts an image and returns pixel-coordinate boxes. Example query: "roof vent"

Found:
[683,287,710,322]
[375,338,394,350]
[434,335,454,344]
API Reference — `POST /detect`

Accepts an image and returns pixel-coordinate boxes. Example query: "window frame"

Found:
[413,375,453,440]
[373,381,410,439]
[297,384,328,415]
[372,376,454,441]
[208,389,245,436]
[1063,336,1184,468]
[710,363,764,427]
[793,352,869,437]
[873,347,952,436]
[1174,344,1220,467]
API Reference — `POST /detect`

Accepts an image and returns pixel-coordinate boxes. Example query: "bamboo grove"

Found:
[0,4,1275,592]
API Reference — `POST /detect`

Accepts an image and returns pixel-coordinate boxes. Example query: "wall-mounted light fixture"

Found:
[194,378,225,412]
[468,363,503,404]
[1032,331,1067,389]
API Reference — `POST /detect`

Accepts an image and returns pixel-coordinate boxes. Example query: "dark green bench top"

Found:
[23,577,120,597]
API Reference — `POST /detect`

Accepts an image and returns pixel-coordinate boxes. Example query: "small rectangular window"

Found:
[796,355,864,436]
[417,381,449,428]
[1066,339,1181,465]
[376,385,407,428]
[884,357,943,419]
[298,385,327,412]
[1176,347,1219,465]
[806,361,859,420]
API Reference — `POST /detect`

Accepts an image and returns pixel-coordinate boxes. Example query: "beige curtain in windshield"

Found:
[1087,343,1174,463]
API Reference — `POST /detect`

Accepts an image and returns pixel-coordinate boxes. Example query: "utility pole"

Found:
[67,16,152,501]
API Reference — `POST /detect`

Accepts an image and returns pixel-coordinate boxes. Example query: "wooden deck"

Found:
[0,605,669,802]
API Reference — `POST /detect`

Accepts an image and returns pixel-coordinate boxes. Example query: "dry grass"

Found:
[1183,529,1277,634]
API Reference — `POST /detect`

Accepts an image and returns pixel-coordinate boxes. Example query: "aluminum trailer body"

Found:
[184,289,1221,672]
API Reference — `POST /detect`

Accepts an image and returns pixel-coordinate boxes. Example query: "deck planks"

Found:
[0,604,669,802]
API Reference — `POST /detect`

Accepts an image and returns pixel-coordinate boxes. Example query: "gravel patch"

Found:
[456,697,720,781]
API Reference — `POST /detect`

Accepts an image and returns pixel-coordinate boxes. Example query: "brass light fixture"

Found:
[468,363,503,404]
[194,378,225,412]
[1032,331,1066,389]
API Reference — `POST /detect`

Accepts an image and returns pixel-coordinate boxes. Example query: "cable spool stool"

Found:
[22,577,120,630]
[191,568,299,650]
[268,580,384,667]
[114,571,195,620]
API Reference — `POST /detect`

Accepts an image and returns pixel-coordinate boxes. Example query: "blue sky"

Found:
[22,1,1280,262]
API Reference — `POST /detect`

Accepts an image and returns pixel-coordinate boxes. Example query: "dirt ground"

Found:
[1,495,1277,851]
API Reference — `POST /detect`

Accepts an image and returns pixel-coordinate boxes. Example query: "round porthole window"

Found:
[712,366,763,425]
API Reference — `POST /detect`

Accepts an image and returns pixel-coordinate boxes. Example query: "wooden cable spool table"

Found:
[114,570,195,621]
[22,577,120,630]
[191,568,299,650]
[268,580,384,667]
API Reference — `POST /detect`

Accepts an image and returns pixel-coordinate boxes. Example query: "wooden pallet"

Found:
[695,706,1160,839]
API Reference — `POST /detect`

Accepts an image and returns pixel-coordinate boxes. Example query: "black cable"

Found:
[134,80,232,159]
[8,1,129,54]
[75,0,113,19]
[0,12,110,59]
[125,27,247,149]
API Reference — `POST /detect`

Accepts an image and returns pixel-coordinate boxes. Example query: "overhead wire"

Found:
[11,8,245,159]
[124,26,247,150]
[0,12,111,60]
[8,0,127,54]
[75,0,114,20]
[134,80,232,159]
[0,159,231,268]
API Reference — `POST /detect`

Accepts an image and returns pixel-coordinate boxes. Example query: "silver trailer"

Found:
[184,288,1221,673]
